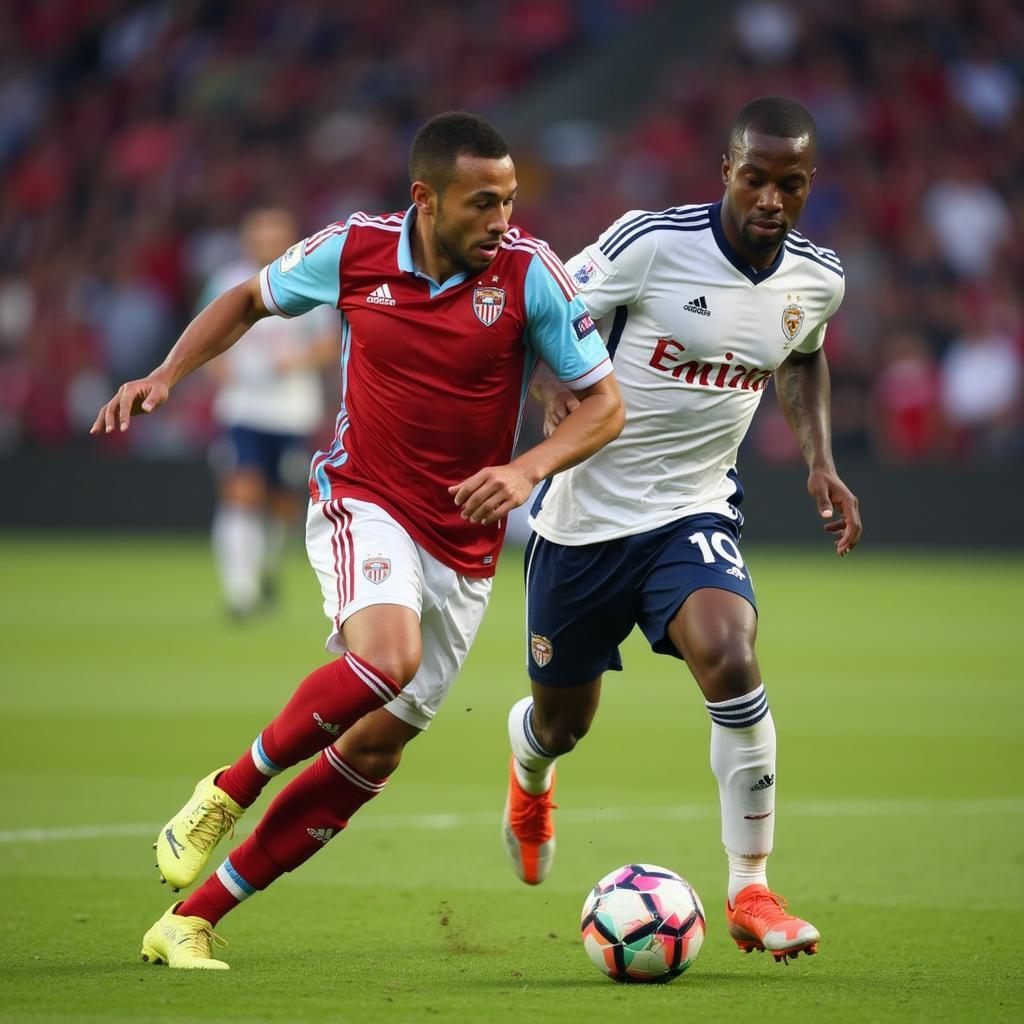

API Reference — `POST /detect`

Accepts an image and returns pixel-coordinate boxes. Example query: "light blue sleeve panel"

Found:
[523,253,612,391]
[260,223,350,318]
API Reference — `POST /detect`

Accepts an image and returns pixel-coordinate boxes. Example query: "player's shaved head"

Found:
[727,97,817,160]
[409,111,511,193]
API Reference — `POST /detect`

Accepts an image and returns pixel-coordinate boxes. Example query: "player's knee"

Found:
[221,471,265,508]
[335,706,422,780]
[694,641,759,702]
[350,646,421,688]
[348,744,404,780]
[534,713,591,757]
[334,733,408,780]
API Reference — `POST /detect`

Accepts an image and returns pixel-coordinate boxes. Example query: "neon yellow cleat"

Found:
[141,902,229,970]
[155,767,244,891]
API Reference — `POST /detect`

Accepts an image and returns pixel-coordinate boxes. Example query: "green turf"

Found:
[1,534,1021,1022]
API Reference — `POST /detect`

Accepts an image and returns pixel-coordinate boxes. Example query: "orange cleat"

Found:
[726,884,820,963]
[501,759,557,885]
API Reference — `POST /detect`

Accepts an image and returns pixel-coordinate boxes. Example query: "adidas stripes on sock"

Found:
[178,748,387,926]
[508,696,556,795]
[705,684,776,903]
[217,653,401,808]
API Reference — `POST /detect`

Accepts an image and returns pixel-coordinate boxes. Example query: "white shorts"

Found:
[305,497,492,731]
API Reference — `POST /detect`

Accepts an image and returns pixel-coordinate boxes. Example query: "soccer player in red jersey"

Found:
[92,112,624,969]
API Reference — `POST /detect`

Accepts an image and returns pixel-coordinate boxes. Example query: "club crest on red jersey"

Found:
[530,632,553,668]
[782,298,805,341]
[473,286,506,326]
[362,555,391,585]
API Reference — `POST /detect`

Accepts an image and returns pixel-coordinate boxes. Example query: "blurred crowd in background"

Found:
[1,0,1021,464]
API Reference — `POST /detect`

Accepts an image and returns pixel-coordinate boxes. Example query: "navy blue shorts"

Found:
[524,513,757,686]
[220,425,309,490]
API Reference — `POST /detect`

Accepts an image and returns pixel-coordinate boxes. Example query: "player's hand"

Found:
[90,375,171,435]
[807,468,862,557]
[449,464,535,526]
[542,389,580,438]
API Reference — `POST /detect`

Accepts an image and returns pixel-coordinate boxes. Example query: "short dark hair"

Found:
[408,111,510,190]
[727,96,817,158]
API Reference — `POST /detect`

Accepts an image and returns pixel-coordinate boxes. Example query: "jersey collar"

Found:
[397,205,470,297]
[710,200,786,285]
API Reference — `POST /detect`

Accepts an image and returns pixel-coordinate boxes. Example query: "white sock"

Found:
[211,505,265,614]
[725,848,769,904]
[706,685,776,903]
[508,697,555,794]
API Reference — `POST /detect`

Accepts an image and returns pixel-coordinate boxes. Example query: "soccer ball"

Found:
[580,864,705,983]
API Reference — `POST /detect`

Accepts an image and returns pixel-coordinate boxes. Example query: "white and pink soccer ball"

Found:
[580,864,705,983]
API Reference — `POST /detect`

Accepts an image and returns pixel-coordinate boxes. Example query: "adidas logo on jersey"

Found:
[750,773,775,791]
[366,282,396,306]
[683,295,711,316]
[306,827,336,844]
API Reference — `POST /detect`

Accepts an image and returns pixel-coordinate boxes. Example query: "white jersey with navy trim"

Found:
[530,200,844,545]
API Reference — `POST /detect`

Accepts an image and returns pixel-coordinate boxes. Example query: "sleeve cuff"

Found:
[562,356,613,391]
[259,265,294,319]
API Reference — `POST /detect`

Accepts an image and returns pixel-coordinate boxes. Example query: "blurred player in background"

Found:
[92,111,623,969]
[203,207,338,618]
[503,97,862,964]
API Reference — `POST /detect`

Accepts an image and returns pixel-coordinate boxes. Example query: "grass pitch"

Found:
[0,533,1021,1023]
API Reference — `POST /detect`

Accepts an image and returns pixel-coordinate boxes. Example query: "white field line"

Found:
[0,797,1021,846]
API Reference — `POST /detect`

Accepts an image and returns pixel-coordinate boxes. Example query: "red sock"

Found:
[178,748,388,926]
[218,653,400,808]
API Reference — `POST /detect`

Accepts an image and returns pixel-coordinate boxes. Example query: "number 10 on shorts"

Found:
[688,530,745,570]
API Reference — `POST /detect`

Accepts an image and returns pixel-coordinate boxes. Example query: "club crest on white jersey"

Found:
[782,297,805,341]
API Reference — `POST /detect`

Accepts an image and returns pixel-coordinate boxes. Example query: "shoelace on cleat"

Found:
[184,800,237,853]
[181,923,228,960]
[737,888,790,921]
[508,789,557,844]
[736,889,814,946]
[738,889,790,922]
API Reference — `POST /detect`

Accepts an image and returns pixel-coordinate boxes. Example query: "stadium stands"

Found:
[0,0,1020,462]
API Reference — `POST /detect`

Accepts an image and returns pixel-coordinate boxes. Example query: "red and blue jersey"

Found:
[259,207,611,577]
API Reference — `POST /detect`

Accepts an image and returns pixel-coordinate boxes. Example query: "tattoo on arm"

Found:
[776,353,831,467]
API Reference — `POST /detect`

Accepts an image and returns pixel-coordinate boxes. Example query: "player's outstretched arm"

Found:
[450,374,624,525]
[90,276,269,435]
[774,347,863,556]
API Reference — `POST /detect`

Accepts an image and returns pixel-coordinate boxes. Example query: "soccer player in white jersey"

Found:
[92,112,623,969]
[503,97,862,964]
[203,207,337,618]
